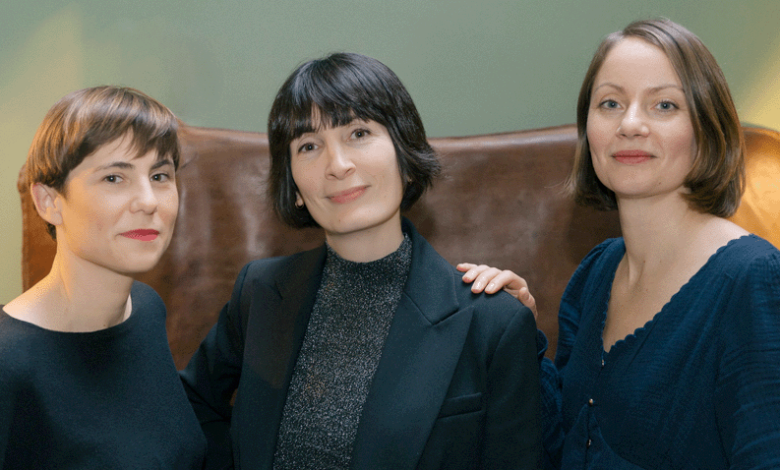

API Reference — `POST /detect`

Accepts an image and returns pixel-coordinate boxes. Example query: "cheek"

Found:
[290,165,317,200]
[585,117,608,154]
[160,189,179,223]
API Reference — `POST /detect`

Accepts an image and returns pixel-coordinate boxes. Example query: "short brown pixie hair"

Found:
[268,52,440,228]
[25,86,180,238]
[569,18,745,217]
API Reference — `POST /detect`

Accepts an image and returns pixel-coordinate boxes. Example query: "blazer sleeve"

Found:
[482,304,543,469]
[180,263,251,469]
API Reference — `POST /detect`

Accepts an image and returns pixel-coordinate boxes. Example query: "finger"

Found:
[516,287,538,319]
[484,270,524,294]
[456,262,477,273]
[460,264,491,283]
[471,267,503,293]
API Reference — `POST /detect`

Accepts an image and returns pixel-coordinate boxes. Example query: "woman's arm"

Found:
[716,251,780,468]
[481,304,542,469]
[180,263,252,469]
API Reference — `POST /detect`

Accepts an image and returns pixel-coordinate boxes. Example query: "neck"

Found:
[616,192,715,280]
[29,249,134,332]
[325,215,405,262]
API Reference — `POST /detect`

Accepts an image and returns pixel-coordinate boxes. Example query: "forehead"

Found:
[292,106,361,136]
[595,37,682,88]
[76,134,166,170]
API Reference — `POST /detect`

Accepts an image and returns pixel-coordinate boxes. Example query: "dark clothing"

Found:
[182,219,542,470]
[545,235,780,469]
[273,234,412,469]
[0,282,206,469]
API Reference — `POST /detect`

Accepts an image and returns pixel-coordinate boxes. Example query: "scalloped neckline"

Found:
[601,234,754,356]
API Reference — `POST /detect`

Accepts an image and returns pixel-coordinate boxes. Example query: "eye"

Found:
[598,99,620,109]
[103,174,122,183]
[656,100,678,111]
[152,172,173,182]
[352,128,371,139]
[297,142,317,154]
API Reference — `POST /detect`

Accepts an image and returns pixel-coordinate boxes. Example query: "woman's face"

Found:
[52,134,178,275]
[587,37,697,204]
[290,118,404,243]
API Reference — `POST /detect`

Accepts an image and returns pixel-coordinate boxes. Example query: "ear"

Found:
[30,183,64,226]
[295,192,304,208]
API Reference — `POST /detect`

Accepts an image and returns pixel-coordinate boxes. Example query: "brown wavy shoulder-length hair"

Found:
[569,18,744,217]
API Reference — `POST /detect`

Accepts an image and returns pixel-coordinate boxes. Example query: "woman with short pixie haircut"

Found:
[1,86,206,469]
[463,18,780,469]
[182,52,542,470]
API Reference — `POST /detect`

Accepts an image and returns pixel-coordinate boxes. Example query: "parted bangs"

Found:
[269,52,440,229]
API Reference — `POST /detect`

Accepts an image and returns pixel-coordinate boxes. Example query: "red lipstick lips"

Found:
[120,229,159,242]
[614,150,653,164]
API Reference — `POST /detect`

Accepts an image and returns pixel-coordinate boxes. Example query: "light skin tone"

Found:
[4,134,178,332]
[464,37,746,345]
[290,117,405,262]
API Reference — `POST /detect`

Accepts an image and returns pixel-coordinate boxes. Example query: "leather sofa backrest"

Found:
[18,124,780,368]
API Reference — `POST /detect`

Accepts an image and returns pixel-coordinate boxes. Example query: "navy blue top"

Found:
[545,235,780,469]
[0,282,206,469]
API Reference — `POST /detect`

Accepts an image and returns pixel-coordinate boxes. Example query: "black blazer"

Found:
[181,219,542,469]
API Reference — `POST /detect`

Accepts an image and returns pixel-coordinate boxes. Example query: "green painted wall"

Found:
[2,0,779,302]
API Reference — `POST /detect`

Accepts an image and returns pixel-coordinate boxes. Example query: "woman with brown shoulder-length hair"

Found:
[462,18,780,469]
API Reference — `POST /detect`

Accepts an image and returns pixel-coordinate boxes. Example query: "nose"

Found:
[130,179,159,214]
[324,142,355,180]
[618,103,649,137]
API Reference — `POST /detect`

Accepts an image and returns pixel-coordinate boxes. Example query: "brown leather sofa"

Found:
[17,124,780,369]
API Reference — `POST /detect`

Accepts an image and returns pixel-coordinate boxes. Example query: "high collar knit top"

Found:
[273,233,413,470]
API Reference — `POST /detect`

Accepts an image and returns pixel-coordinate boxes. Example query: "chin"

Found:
[113,254,165,276]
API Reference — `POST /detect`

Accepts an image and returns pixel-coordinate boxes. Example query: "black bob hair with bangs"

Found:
[268,52,440,229]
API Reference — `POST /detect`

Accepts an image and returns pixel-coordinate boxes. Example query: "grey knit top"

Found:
[272,233,413,470]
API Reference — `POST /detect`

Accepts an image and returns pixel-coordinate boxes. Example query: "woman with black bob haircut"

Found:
[268,52,440,228]
[182,52,542,470]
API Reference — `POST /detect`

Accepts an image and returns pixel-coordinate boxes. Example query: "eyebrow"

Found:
[94,158,173,172]
[592,82,684,94]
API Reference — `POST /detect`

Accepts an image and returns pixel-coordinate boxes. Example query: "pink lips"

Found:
[328,186,367,204]
[120,229,159,242]
[613,150,653,164]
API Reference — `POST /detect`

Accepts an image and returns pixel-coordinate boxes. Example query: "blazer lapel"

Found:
[238,246,326,469]
[351,222,473,470]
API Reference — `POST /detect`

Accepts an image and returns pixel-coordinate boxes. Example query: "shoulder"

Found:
[241,252,308,282]
[574,237,624,277]
[130,282,165,309]
[235,247,324,293]
[718,235,780,275]
[449,263,537,336]
[0,313,34,390]
[562,238,624,301]
[712,236,780,343]
[719,235,780,304]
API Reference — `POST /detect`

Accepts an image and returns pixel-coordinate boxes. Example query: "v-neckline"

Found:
[599,235,752,357]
